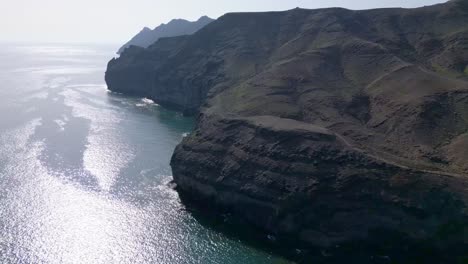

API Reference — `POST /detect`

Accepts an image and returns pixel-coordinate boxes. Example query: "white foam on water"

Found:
[136,98,159,108]
[141,98,155,104]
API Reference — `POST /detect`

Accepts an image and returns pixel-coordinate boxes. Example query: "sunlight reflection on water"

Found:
[0,44,292,264]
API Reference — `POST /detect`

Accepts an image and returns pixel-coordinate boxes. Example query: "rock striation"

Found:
[107,0,468,261]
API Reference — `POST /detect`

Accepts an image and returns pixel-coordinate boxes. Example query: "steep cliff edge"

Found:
[106,0,468,260]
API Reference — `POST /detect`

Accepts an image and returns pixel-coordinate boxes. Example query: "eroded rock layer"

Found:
[106,0,468,260]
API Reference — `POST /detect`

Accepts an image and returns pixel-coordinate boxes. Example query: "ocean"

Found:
[0,43,289,264]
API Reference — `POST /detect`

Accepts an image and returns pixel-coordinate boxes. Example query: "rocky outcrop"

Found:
[117,16,214,54]
[172,114,468,260]
[107,0,468,261]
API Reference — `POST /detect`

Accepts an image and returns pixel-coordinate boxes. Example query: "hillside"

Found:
[106,0,468,261]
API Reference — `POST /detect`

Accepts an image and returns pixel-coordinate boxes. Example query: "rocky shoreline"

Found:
[106,0,468,261]
[171,114,467,260]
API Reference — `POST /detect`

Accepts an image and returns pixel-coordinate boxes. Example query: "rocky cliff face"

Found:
[107,0,468,261]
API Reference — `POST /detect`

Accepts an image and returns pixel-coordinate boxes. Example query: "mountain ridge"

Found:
[106,0,468,261]
[117,16,214,54]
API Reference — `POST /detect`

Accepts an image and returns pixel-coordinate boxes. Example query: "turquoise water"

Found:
[0,44,291,263]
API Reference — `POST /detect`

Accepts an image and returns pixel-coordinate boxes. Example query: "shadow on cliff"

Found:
[177,191,468,264]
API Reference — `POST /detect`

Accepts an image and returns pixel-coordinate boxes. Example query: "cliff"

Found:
[117,16,214,54]
[106,0,468,261]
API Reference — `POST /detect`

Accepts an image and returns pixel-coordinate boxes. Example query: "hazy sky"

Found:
[0,0,447,44]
